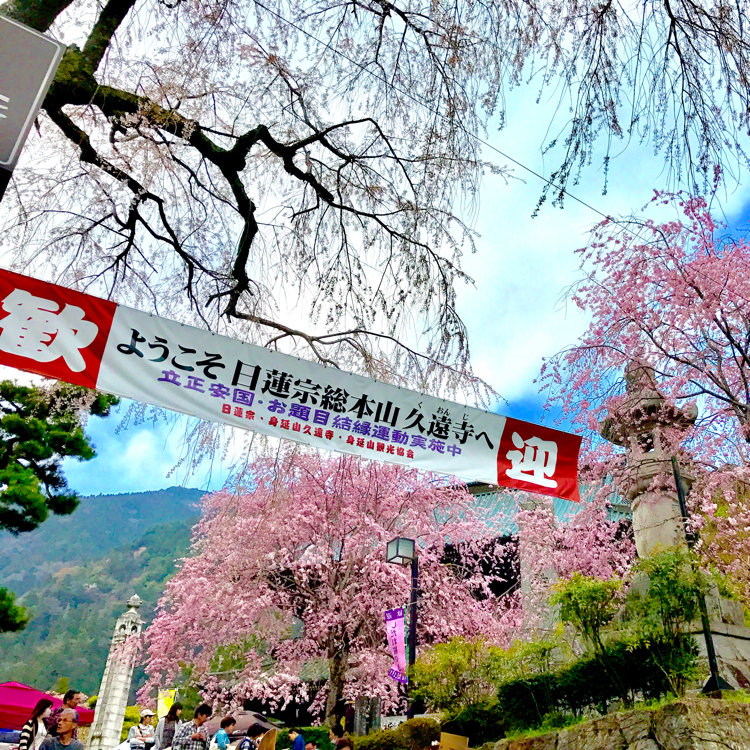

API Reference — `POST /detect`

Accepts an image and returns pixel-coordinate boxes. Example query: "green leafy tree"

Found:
[0,379,117,633]
[628,548,707,643]
[624,547,705,695]
[550,573,622,657]
[0,587,29,632]
[551,573,628,706]
[412,637,502,711]
[0,380,117,534]
[121,705,141,741]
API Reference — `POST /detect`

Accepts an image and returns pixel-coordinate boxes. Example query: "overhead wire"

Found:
[250,0,750,310]
[251,0,613,222]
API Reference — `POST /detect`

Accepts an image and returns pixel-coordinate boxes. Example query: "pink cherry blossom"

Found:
[141,449,520,719]
[542,190,750,607]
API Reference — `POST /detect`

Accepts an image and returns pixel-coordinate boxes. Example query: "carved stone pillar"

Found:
[88,595,145,750]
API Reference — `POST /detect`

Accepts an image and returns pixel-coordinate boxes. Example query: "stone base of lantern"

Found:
[689,621,750,689]
[687,591,750,689]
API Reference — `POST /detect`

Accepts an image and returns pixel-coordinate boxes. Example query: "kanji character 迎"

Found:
[505,433,558,489]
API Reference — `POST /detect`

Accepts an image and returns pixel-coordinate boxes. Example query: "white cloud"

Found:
[456,84,750,406]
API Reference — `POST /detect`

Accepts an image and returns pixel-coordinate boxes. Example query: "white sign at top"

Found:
[0,16,66,168]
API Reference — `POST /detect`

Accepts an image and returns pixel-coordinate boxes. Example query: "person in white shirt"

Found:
[19,699,52,750]
[129,710,156,750]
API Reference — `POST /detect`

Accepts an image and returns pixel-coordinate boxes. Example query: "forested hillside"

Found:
[0,487,203,694]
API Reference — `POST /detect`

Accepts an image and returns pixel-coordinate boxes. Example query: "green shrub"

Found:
[398,718,441,749]
[353,718,440,750]
[489,635,698,733]
[353,730,401,750]
[120,706,142,742]
[276,727,333,750]
[624,547,707,696]
[495,674,556,732]
[412,637,502,710]
[441,701,507,746]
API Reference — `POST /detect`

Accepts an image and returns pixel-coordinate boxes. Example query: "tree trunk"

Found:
[325,645,348,726]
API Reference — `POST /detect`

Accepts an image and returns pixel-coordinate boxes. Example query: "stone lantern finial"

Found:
[600,362,698,557]
[600,361,697,455]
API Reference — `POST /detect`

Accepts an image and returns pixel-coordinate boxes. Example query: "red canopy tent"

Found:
[0,683,94,731]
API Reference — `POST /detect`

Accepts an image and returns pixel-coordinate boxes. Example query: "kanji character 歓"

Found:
[0,288,98,372]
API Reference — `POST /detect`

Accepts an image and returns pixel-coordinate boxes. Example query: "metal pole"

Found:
[671,457,733,693]
[0,168,11,202]
[406,555,418,718]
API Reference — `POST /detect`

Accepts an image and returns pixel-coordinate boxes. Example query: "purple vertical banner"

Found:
[384,607,408,683]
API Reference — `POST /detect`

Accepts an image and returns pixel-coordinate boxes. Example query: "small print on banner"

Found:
[384,607,407,684]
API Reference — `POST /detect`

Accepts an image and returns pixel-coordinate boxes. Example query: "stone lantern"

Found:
[600,362,697,558]
[601,364,750,688]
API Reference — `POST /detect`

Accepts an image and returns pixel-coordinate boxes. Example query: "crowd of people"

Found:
[18,693,354,750]
[19,691,84,750]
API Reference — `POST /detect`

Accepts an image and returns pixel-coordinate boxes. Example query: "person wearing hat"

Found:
[129,710,156,750]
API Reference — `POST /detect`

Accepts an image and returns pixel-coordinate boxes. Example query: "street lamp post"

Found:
[671,458,733,693]
[386,537,419,718]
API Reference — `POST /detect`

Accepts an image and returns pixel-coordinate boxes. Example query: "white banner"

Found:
[0,269,582,499]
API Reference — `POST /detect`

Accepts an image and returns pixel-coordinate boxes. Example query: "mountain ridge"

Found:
[0,486,205,594]
[0,486,205,695]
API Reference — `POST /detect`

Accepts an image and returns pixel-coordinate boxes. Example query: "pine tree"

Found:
[0,380,118,534]
[0,379,118,633]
